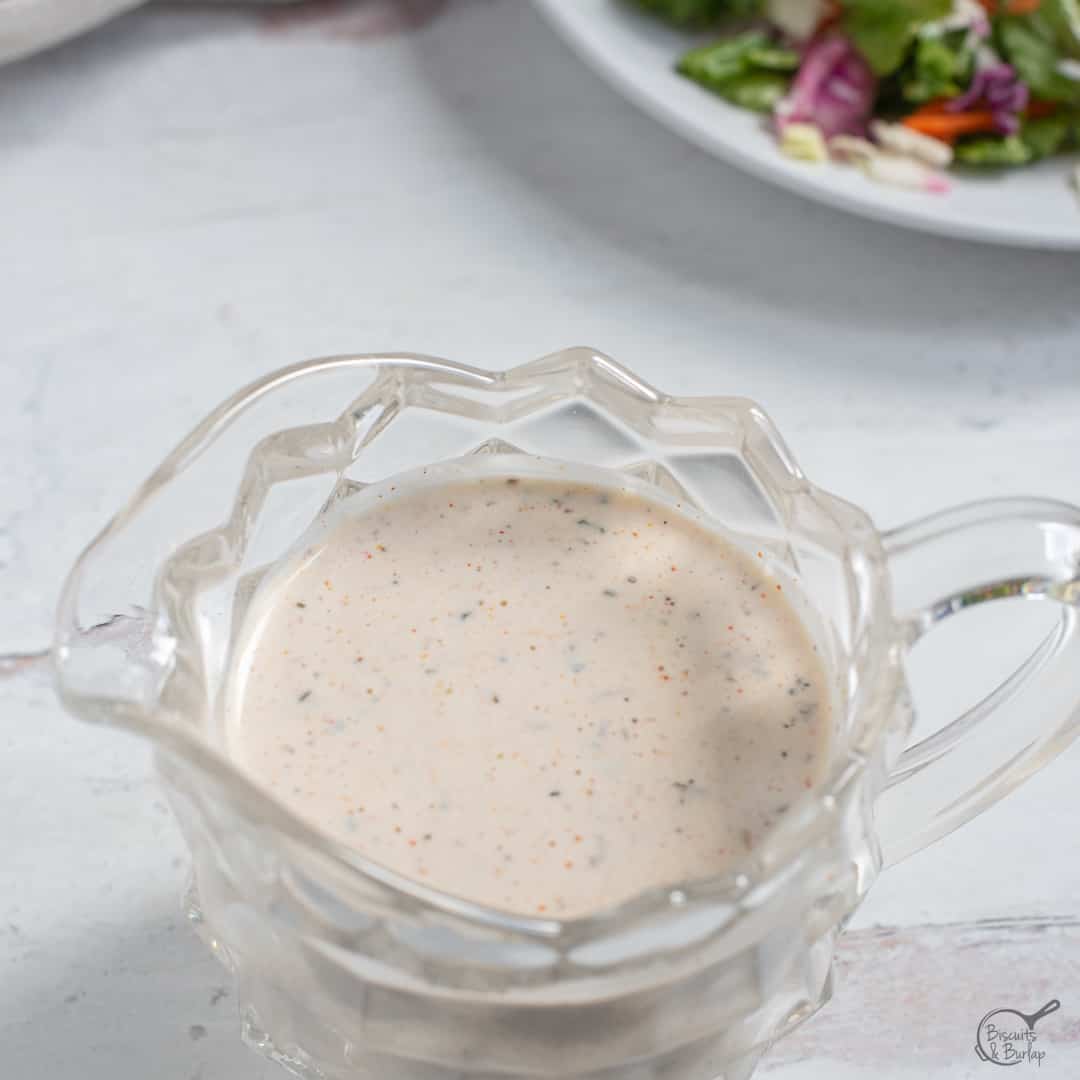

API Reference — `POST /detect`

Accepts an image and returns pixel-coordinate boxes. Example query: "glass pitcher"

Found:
[48,349,1080,1080]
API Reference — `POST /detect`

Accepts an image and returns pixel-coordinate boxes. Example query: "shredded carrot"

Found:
[978,0,1041,13]
[902,101,1058,143]
[1024,100,1057,118]
[910,99,1055,118]
[902,112,1003,140]
[909,99,951,115]
[817,0,843,32]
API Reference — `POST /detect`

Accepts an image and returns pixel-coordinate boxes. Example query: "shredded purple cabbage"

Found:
[775,36,876,139]
[945,63,1029,135]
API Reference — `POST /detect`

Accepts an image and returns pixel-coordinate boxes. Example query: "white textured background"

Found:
[2,2,1079,1077]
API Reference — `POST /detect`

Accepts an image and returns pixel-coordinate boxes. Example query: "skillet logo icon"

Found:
[975,999,1060,1067]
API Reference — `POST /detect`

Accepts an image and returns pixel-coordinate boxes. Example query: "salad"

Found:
[634,0,1080,195]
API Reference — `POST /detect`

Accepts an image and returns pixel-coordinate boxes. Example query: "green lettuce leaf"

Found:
[840,0,952,76]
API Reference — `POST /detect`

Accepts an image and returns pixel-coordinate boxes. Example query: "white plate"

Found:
[535,0,1080,249]
[0,0,145,66]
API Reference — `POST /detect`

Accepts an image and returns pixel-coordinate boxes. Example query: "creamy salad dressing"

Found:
[228,471,831,917]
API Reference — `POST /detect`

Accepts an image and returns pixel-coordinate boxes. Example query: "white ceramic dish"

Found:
[0,0,146,65]
[535,0,1080,249]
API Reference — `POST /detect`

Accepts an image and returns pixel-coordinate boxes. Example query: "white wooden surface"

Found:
[2,2,1079,1078]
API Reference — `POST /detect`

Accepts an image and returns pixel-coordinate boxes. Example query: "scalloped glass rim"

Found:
[55,348,900,943]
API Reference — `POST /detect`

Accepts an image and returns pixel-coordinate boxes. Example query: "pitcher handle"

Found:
[875,497,1080,867]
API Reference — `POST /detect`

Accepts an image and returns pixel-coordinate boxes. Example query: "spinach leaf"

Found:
[677,31,797,109]
[901,33,975,103]
[1040,0,1080,59]
[678,32,771,88]
[1021,114,1073,158]
[954,133,1033,166]
[631,0,759,26]
[955,114,1075,167]
[719,71,792,110]
[997,15,1080,104]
